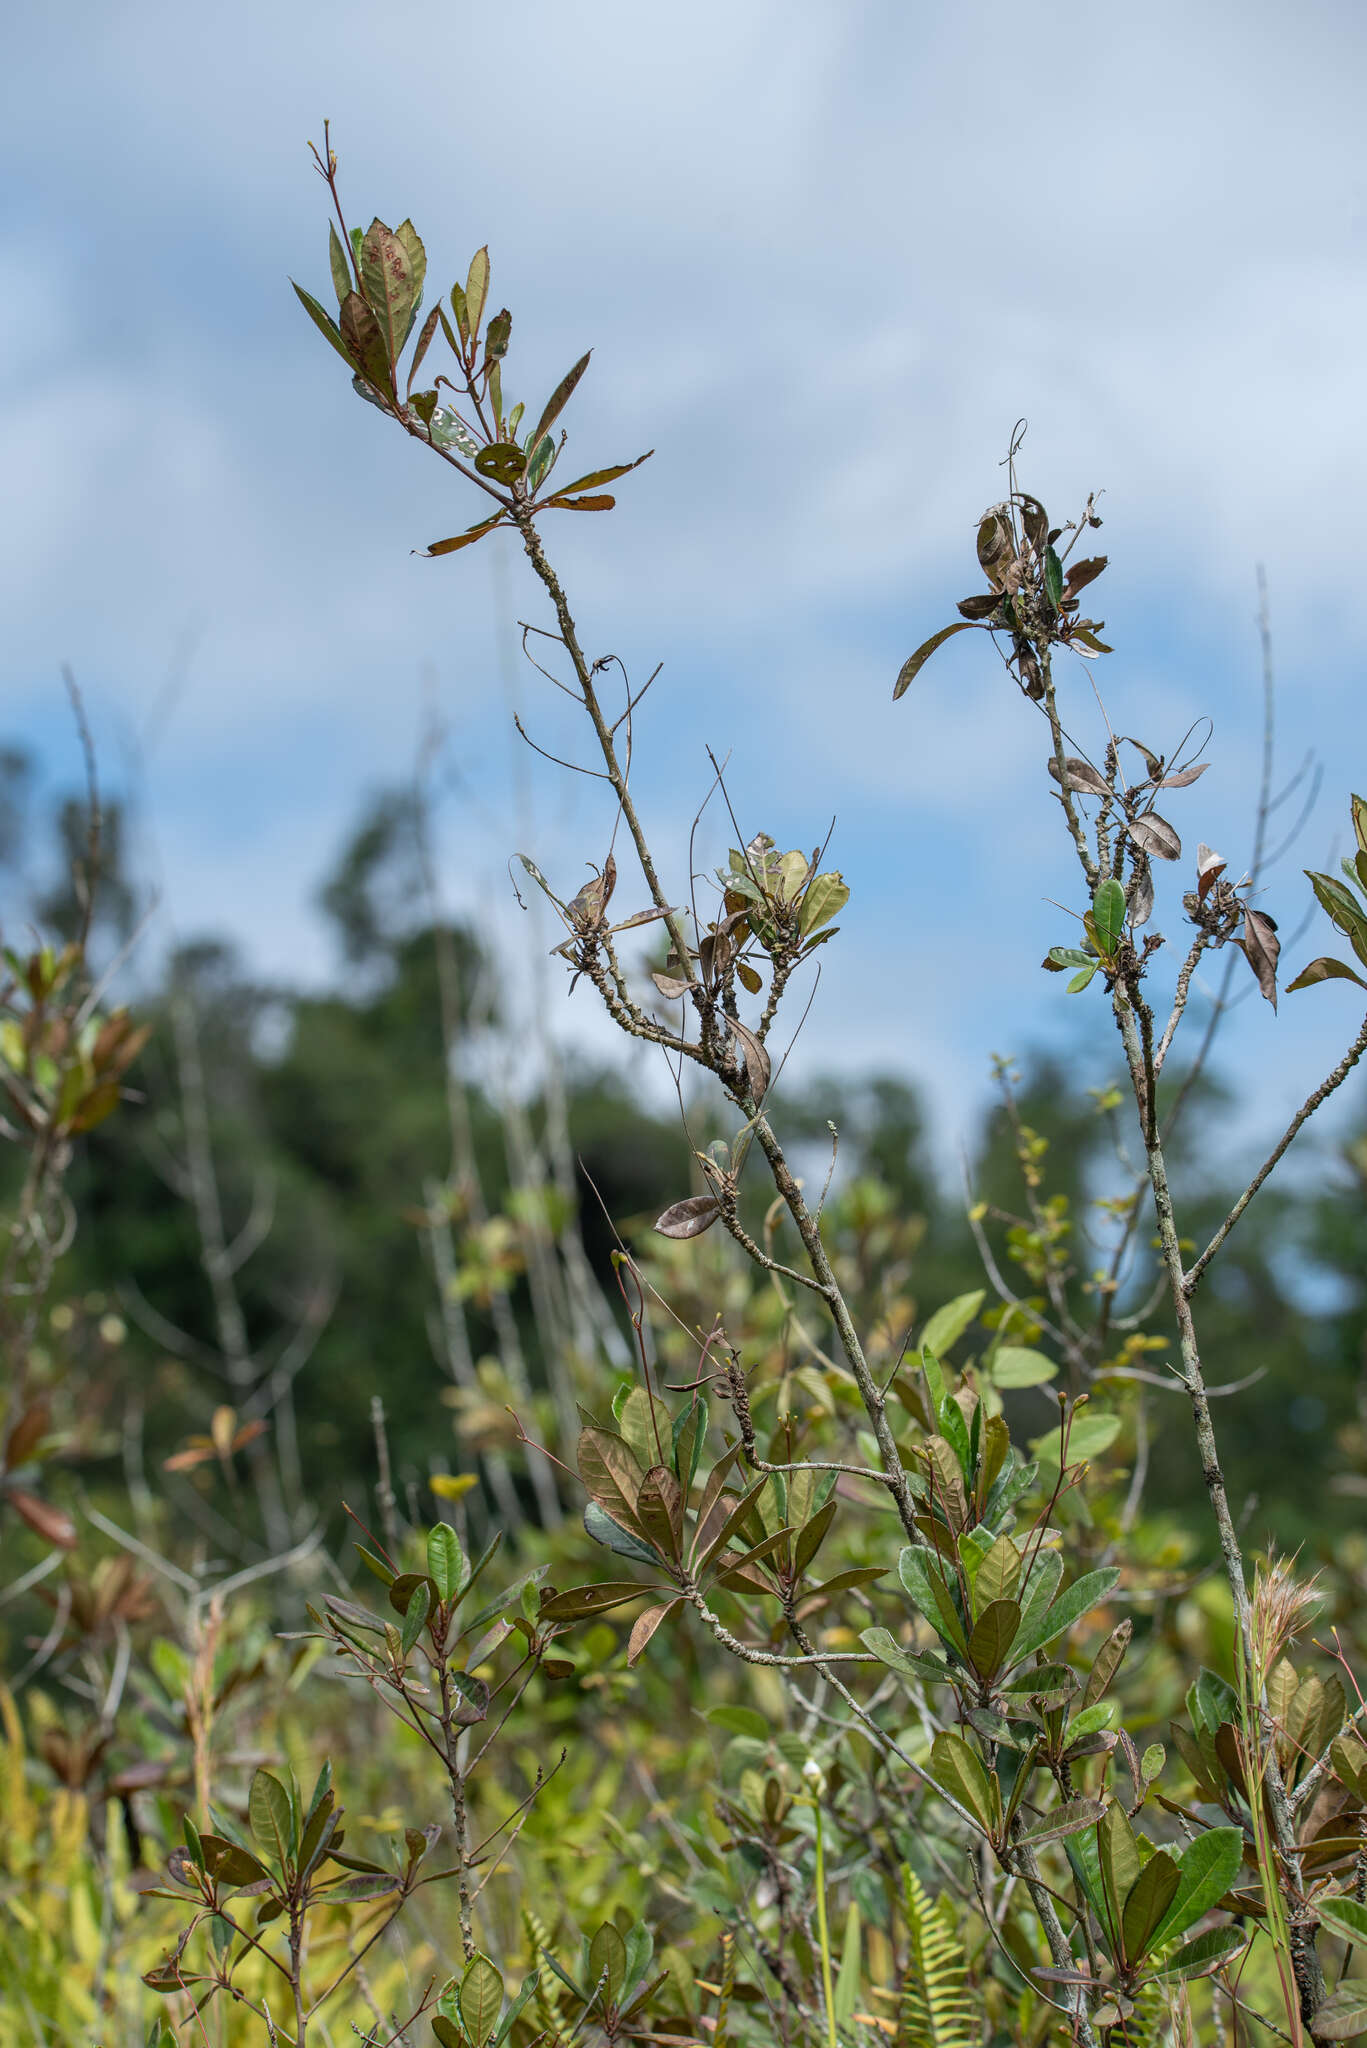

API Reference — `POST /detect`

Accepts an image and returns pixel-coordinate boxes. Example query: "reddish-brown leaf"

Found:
[626,1597,683,1665]
[8,1488,76,1548]
[654,1196,721,1239]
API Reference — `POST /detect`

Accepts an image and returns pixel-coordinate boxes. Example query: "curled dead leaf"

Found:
[1048,756,1111,797]
[1237,907,1280,1010]
[1196,844,1226,902]
[1128,812,1181,862]
[727,1017,772,1103]
[655,1196,722,1240]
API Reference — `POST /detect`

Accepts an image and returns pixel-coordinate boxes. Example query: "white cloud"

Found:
[5,0,1367,1155]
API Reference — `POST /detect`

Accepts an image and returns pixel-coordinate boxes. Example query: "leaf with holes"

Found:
[540,1581,654,1622]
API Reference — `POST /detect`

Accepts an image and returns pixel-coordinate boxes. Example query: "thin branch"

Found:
[1185,1012,1367,1293]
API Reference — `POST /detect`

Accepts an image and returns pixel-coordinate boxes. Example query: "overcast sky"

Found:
[5,0,1367,1169]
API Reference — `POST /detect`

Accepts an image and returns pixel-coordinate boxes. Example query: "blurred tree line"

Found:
[5,744,1365,1556]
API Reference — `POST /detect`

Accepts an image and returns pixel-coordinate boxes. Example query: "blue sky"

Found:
[5,0,1367,1168]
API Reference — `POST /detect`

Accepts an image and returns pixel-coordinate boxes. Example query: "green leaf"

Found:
[551,454,653,495]
[1091,878,1127,959]
[1152,1925,1247,1982]
[893,620,981,699]
[394,220,427,327]
[966,1598,1021,1681]
[1031,1410,1121,1469]
[1016,1798,1106,1847]
[248,1769,293,1869]
[1120,1849,1179,1966]
[539,1581,653,1622]
[1013,1549,1062,1657]
[427,1523,466,1603]
[1307,871,1367,967]
[930,1729,996,1836]
[530,352,591,450]
[1011,1566,1120,1661]
[583,1502,660,1567]
[358,221,416,367]
[465,247,490,341]
[493,1971,540,2047]
[833,1901,861,2025]
[898,1544,967,1658]
[934,1397,973,1482]
[526,433,556,494]
[328,224,353,307]
[1286,955,1367,994]
[1066,964,1098,993]
[1044,546,1064,610]
[484,308,511,362]
[1081,1619,1132,1710]
[474,443,527,484]
[198,1834,271,1889]
[793,1498,838,1579]
[671,1395,709,1494]
[990,1346,1057,1388]
[589,1923,627,2007]
[1097,1801,1140,1935]
[1046,945,1097,971]
[860,1626,949,1686]
[798,871,850,936]
[1151,1826,1244,1947]
[400,1579,431,1656]
[459,1953,504,2047]
[705,1705,769,1739]
[973,1534,1021,1610]
[339,290,392,393]
[622,1924,654,2005]
[1311,1987,1367,2040]
[921,1291,984,1360]
[1317,1896,1367,1947]
[292,283,357,371]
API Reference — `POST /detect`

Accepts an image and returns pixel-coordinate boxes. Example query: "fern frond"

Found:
[896,1868,974,2048]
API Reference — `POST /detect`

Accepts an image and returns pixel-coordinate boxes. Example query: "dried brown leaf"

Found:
[1237,907,1281,1010]
[1128,812,1182,861]
[1130,858,1155,928]
[627,1598,682,1665]
[728,1017,772,1103]
[654,1196,722,1240]
[1063,556,1108,597]
[1048,756,1111,797]
[1196,844,1226,902]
